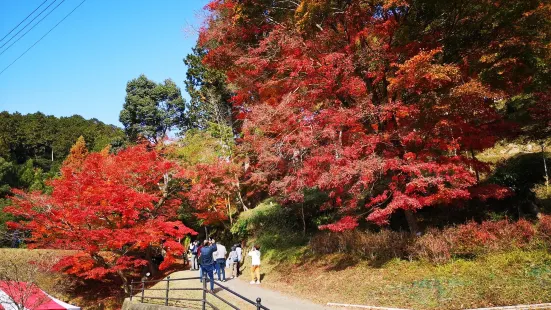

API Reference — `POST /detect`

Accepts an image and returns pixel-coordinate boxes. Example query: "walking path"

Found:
[218,271,331,310]
[159,269,331,310]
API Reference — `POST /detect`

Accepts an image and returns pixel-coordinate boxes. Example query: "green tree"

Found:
[119,75,187,143]
[175,123,235,165]
[0,111,123,169]
[184,47,234,131]
[0,158,15,196]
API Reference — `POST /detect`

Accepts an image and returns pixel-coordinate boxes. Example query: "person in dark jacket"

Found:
[197,242,204,281]
[199,240,217,293]
[189,241,199,270]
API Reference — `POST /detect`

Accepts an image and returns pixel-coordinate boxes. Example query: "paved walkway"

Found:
[169,270,331,310]
[220,273,331,310]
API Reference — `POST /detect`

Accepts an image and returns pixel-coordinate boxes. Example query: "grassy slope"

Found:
[0,249,125,309]
[240,246,551,310]
[0,249,72,300]
[235,197,551,309]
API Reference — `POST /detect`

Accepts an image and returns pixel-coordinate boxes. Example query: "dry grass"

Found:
[0,249,126,309]
[308,217,551,265]
[0,249,73,303]
[245,247,551,310]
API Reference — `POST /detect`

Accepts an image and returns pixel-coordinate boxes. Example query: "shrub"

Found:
[449,221,493,256]
[310,217,551,265]
[409,231,451,264]
[536,215,551,241]
[310,229,411,261]
[512,219,536,245]
[231,199,297,239]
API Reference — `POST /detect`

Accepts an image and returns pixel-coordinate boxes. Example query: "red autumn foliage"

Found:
[537,215,551,241]
[313,216,551,264]
[450,219,537,255]
[6,144,196,292]
[318,216,359,232]
[197,0,548,231]
[183,160,242,225]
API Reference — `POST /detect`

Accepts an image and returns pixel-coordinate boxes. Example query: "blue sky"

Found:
[0,0,210,126]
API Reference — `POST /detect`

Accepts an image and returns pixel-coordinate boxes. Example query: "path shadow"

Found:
[211,287,224,294]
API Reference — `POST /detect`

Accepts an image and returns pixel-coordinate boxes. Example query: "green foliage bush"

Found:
[231,199,295,237]
[489,152,550,197]
[231,198,308,257]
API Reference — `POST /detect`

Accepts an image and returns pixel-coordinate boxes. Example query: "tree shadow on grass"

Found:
[321,255,361,271]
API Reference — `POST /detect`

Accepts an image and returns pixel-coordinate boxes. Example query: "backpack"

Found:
[230,251,238,262]
[191,244,197,255]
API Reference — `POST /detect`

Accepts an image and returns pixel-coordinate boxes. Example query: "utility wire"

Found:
[0,0,68,57]
[0,0,59,50]
[0,0,88,77]
[0,0,49,44]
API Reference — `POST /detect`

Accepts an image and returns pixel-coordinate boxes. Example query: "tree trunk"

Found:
[117,270,130,295]
[529,201,542,219]
[543,144,549,195]
[470,149,480,183]
[227,195,233,226]
[404,210,420,235]
[145,246,156,276]
[235,177,249,211]
[300,203,306,237]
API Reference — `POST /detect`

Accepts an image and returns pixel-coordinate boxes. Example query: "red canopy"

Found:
[0,281,80,310]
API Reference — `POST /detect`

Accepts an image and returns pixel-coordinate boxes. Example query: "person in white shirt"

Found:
[235,244,243,277]
[248,245,261,284]
[214,241,227,281]
[228,246,239,278]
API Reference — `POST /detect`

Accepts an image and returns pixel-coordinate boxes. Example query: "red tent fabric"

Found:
[0,281,80,310]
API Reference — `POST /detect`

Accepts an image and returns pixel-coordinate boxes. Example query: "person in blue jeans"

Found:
[213,241,227,281]
[199,239,217,293]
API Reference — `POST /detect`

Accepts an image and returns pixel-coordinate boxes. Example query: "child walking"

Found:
[248,245,261,284]
[228,246,238,278]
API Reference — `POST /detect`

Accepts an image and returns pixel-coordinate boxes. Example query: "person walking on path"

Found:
[235,243,243,277]
[248,245,261,284]
[199,240,217,293]
[197,241,204,282]
[228,246,238,279]
[214,241,227,281]
[189,241,199,270]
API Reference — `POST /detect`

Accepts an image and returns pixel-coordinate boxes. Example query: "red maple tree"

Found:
[6,144,196,293]
[184,160,243,226]
[197,0,549,232]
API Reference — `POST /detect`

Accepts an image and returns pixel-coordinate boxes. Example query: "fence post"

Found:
[202,273,207,310]
[129,281,133,301]
[165,276,170,306]
[256,297,262,310]
[141,279,145,303]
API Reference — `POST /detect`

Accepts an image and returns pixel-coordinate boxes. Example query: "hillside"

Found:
[232,196,551,309]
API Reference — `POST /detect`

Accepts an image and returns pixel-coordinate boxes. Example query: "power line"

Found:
[0,0,68,57]
[0,0,49,43]
[0,0,88,77]
[0,0,59,50]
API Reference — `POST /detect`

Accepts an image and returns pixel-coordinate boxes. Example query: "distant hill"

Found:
[0,111,124,168]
